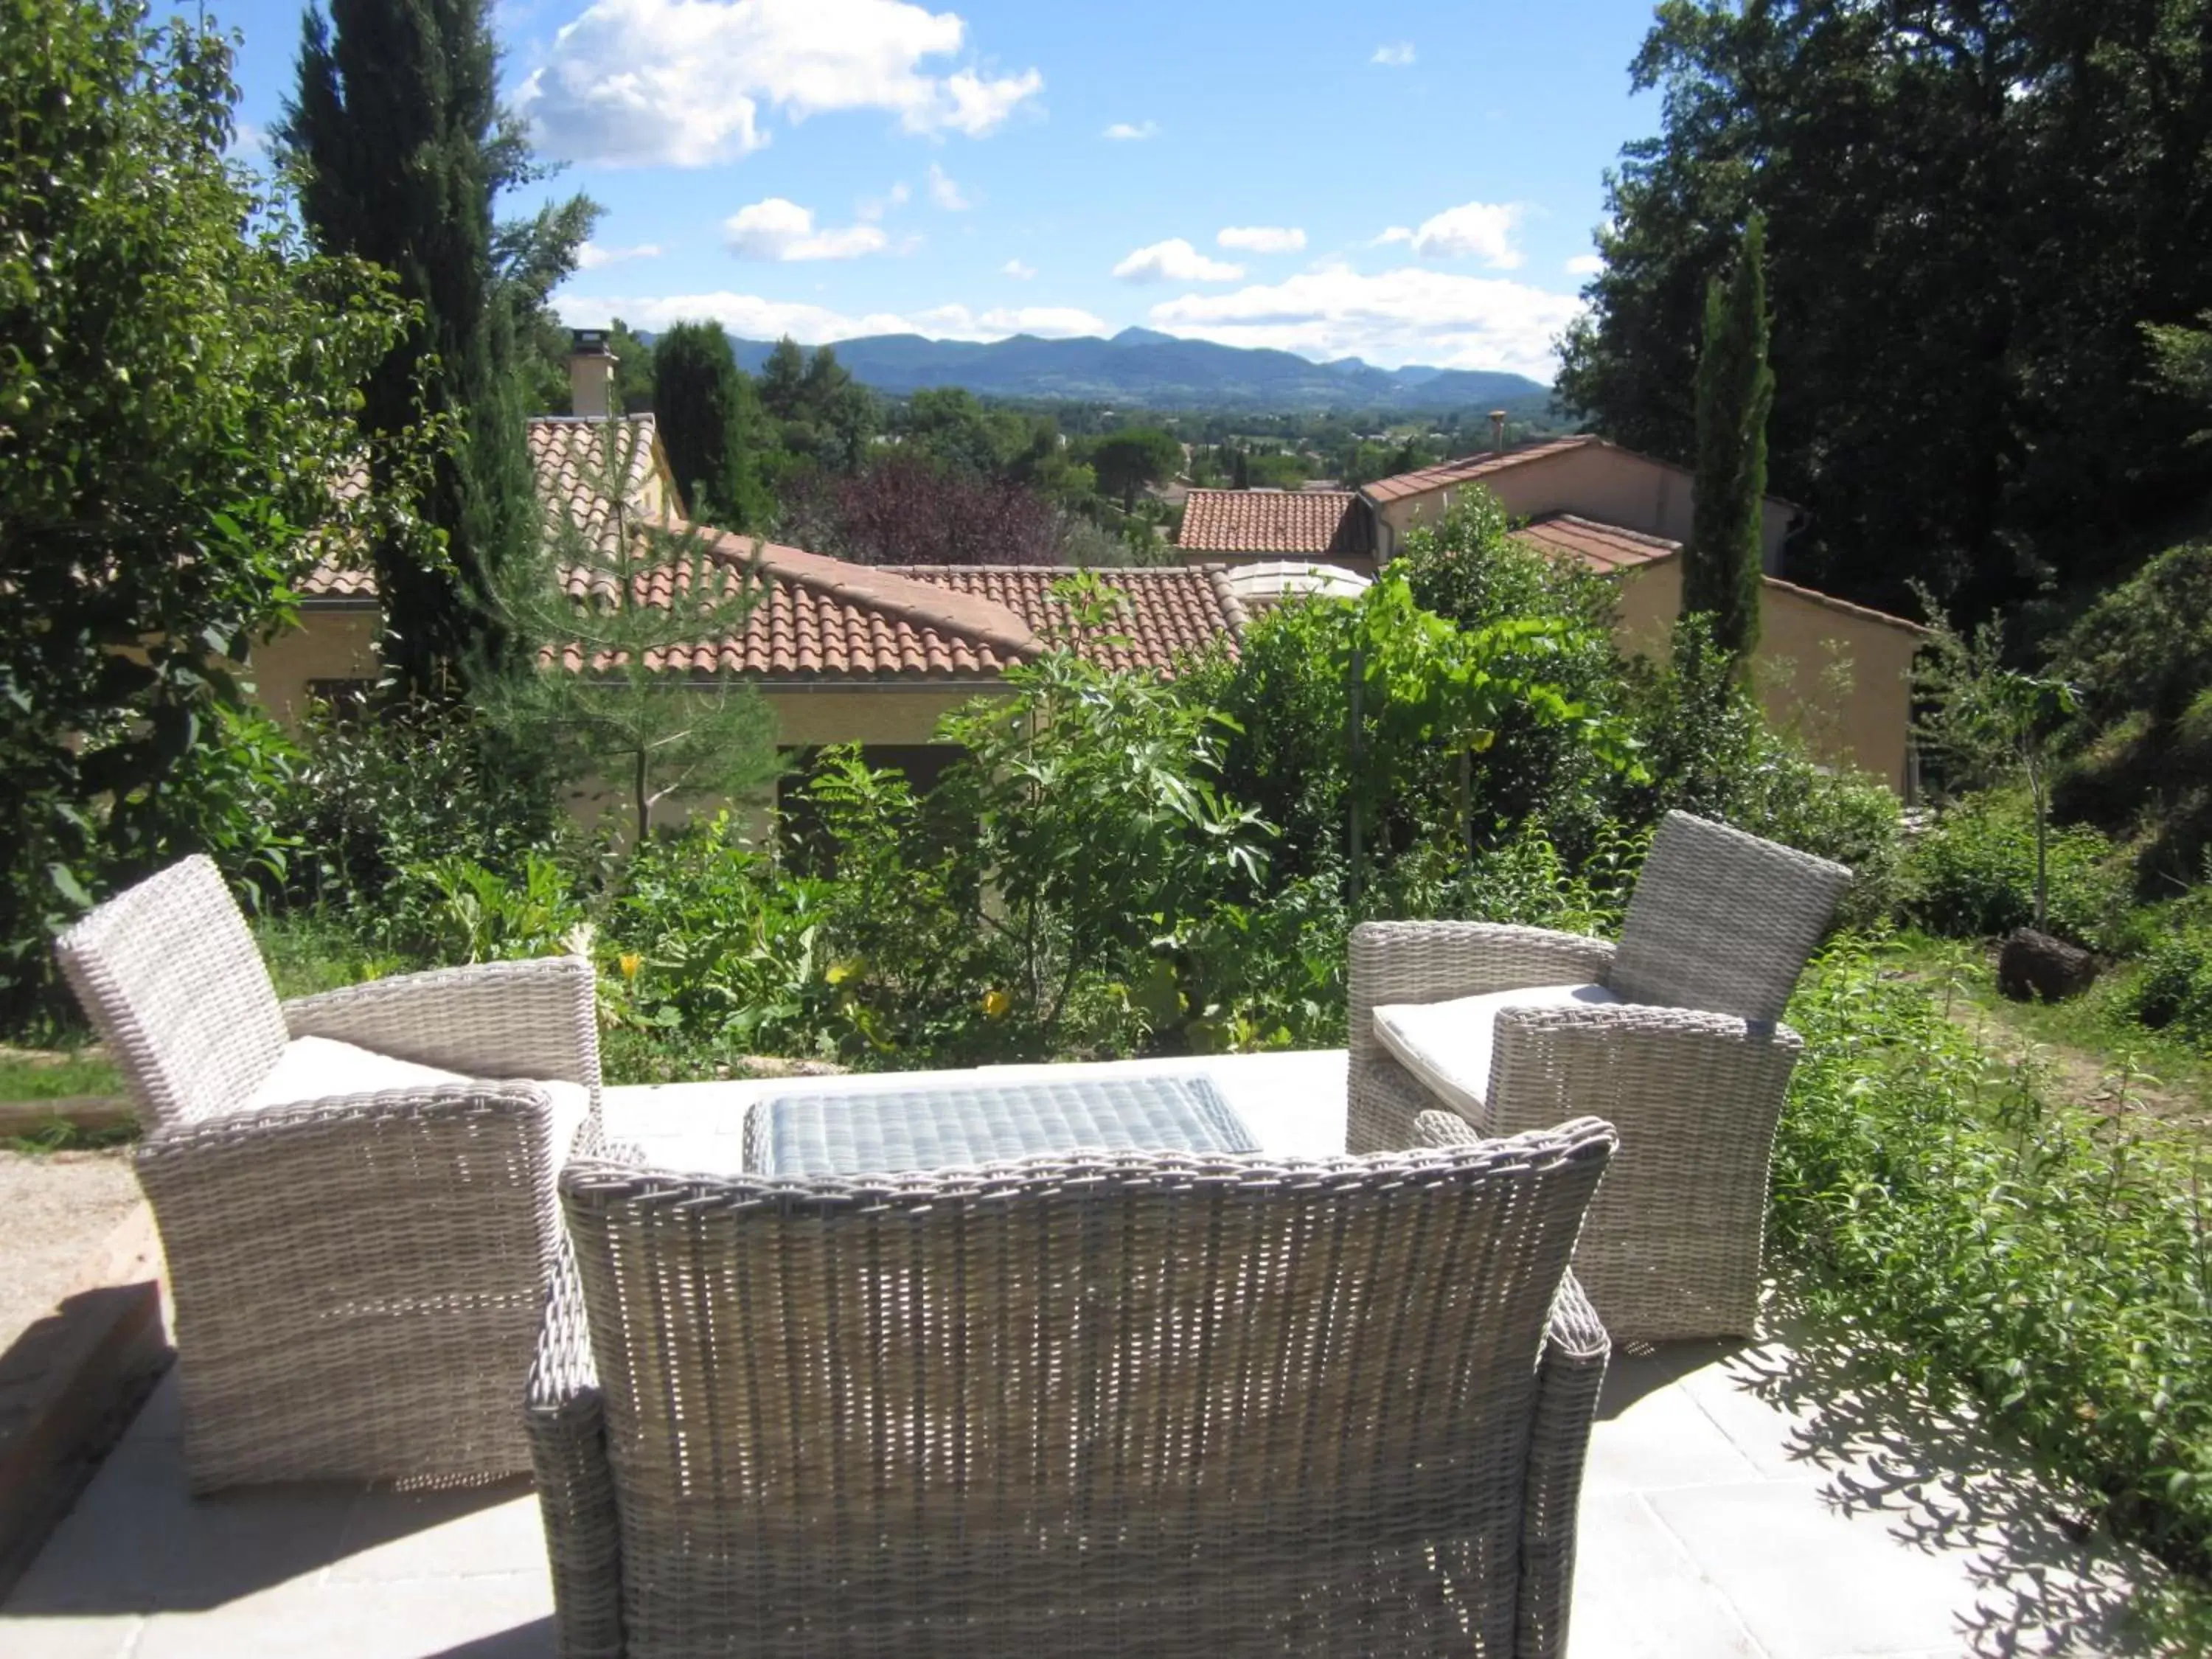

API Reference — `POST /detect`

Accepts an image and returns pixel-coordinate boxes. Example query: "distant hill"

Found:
[714,327,1552,414]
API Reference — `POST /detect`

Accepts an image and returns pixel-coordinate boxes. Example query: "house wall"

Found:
[1611,560,1922,793]
[248,607,384,727]
[1372,448,1794,572]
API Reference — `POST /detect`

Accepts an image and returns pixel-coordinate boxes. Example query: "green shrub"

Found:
[2050,540,2212,888]
[2126,905,2212,1048]
[609,816,838,1057]
[267,701,566,914]
[1776,942,2212,1595]
[378,851,587,964]
[1902,789,2129,946]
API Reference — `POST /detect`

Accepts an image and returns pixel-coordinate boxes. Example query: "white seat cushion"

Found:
[1371,984,1621,1121]
[251,1035,468,1107]
[251,1039,593,1155]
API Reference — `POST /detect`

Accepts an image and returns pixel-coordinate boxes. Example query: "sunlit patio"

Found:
[0,1051,2156,1659]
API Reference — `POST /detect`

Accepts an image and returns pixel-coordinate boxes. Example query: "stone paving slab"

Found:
[0,1054,2165,1656]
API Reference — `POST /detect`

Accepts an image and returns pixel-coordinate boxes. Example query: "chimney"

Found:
[1489,410,1508,453]
[568,327,616,420]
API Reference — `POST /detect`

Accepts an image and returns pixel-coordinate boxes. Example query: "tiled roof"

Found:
[1178,489,1373,559]
[561,535,1043,681]
[555,535,1243,682]
[304,415,667,598]
[1509,513,1680,573]
[529,416,669,559]
[302,420,1246,680]
[882,566,1246,676]
[1359,437,1597,504]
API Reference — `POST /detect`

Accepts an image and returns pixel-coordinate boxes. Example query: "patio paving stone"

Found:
[0,1053,2164,1656]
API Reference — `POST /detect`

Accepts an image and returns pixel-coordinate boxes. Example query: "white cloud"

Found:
[927,161,972,210]
[1565,252,1605,276]
[1217,225,1306,254]
[575,240,664,270]
[516,0,1044,168]
[229,119,269,161]
[555,289,1102,341]
[856,181,911,220]
[1113,237,1244,283]
[1376,200,1526,267]
[1001,257,1037,279]
[915,303,1106,338]
[1144,265,1580,380]
[1372,41,1416,66]
[723,197,891,260]
[1102,119,1159,141]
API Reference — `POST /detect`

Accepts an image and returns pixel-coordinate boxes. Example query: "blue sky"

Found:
[216,0,1667,381]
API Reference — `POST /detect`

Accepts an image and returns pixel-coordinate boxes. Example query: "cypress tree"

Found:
[653,322,771,530]
[1683,212,1774,668]
[281,0,569,698]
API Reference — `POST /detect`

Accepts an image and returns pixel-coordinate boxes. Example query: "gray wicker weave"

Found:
[54,855,601,1489]
[526,1115,1618,1658]
[1348,811,1850,1340]
[745,1072,1256,1175]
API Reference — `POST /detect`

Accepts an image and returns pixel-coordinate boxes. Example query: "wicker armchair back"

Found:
[1610,811,1852,1023]
[532,1120,1618,1658]
[54,853,287,1130]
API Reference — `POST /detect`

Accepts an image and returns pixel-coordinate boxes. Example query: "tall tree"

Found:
[478,428,777,846]
[1091,427,1182,511]
[0,0,410,1014]
[1557,0,2212,624]
[1683,212,1773,667]
[653,322,770,529]
[281,0,596,697]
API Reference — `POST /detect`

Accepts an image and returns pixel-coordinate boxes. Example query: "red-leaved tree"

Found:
[783,451,1071,566]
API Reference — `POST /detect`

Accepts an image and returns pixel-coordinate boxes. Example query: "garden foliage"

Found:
[1775,942,2212,1593]
[0,0,415,1022]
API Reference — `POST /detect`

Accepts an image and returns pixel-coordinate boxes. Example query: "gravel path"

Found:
[0,1150,143,1345]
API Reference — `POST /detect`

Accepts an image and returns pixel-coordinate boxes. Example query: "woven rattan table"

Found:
[743,1071,1257,1175]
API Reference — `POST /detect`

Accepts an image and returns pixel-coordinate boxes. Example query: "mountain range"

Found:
[712,327,1553,414]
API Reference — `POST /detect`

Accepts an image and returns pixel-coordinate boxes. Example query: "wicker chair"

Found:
[1349,811,1851,1340]
[54,855,600,1491]
[527,1115,1618,1659]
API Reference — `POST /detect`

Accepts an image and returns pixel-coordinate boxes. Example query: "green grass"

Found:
[0,1048,122,1102]
[251,910,408,1000]
[1886,930,2212,1124]
[1776,939,2212,1644]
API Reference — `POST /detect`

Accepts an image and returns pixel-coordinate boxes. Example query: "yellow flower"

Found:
[981,988,1012,1019]
[617,953,641,981]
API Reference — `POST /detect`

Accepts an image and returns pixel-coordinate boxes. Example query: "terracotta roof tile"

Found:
[302,421,1248,680]
[1358,436,1597,505]
[548,540,1242,683]
[883,565,1245,676]
[1178,489,1373,558]
[305,415,667,597]
[528,415,669,560]
[1509,512,1680,573]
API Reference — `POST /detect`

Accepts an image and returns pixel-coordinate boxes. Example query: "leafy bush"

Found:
[1903,789,2130,946]
[2125,891,2212,1048]
[378,852,587,964]
[2051,541,2212,888]
[1775,942,2212,1596]
[267,702,566,913]
[1197,558,1636,896]
[608,817,837,1057]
